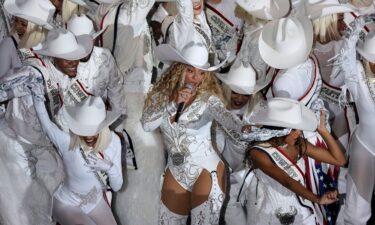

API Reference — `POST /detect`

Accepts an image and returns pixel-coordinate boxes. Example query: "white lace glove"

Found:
[85,153,113,172]
[329,14,375,78]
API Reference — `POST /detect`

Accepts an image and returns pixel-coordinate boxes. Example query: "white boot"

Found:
[159,202,188,225]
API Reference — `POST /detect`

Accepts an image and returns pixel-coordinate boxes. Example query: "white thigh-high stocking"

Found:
[52,197,96,225]
[190,172,224,225]
[158,202,188,225]
[53,197,117,225]
[88,198,117,225]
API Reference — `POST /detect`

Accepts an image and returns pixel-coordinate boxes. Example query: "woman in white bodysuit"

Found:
[141,42,248,225]
[30,86,123,225]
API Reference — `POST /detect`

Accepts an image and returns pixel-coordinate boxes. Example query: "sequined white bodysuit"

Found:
[142,94,244,224]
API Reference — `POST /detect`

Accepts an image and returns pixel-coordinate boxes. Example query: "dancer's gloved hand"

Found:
[85,153,113,172]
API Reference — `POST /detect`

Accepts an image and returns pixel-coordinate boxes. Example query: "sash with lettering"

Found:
[205,3,236,33]
[23,56,62,117]
[255,145,321,225]
[204,3,241,59]
[67,80,92,105]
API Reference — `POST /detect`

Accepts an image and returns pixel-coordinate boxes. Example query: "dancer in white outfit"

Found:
[0,1,64,224]
[142,42,248,225]
[337,15,375,225]
[30,86,123,225]
[214,62,271,225]
[246,98,346,225]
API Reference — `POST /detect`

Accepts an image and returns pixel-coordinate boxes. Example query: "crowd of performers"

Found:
[0,0,374,224]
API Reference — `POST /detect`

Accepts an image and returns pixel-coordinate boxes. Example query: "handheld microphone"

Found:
[175,83,194,123]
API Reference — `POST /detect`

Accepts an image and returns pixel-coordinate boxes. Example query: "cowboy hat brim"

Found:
[155,44,229,72]
[235,0,290,20]
[307,3,357,20]
[33,34,93,60]
[216,68,274,95]
[249,99,318,132]
[62,106,121,136]
[4,0,55,30]
[68,0,88,7]
[92,25,108,40]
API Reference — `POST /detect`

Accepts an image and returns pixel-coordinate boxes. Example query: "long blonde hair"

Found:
[313,14,342,44]
[11,20,48,49]
[144,63,225,109]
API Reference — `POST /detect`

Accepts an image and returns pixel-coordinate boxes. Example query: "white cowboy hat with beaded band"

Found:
[235,0,291,20]
[216,62,273,95]
[33,28,93,60]
[250,97,318,132]
[67,14,107,40]
[155,42,229,71]
[4,0,56,30]
[62,96,121,136]
[306,0,357,20]
[357,30,375,63]
[259,16,314,69]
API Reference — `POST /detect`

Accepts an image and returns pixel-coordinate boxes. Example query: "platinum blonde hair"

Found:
[70,127,112,154]
[313,14,342,44]
[11,20,48,49]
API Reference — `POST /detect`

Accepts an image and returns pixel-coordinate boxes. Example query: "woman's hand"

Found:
[85,153,113,172]
[241,125,253,133]
[174,85,196,105]
[318,190,338,205]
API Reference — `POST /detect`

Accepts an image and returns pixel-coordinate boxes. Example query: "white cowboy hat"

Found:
[68,0,88,7]
[357,30,375,63]
[62,96,120,136]
[155,42,229,71]
[216,63,272,95]
[4,0,55,30]
[96,0,119,4]
[259,16,313,69]
[306,0,357,20]
[251,97,318,131]
[235,0,290,20]
[67,14,107,39]
[33,28,93,60]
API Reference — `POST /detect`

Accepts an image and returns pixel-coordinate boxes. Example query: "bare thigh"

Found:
[191,162,225,208]
[161,168,191,215]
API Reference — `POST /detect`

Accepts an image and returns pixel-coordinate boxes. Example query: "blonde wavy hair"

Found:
[11,20,48,49]
[313,14,342,44]
[144,63,225,109]
[62,0,87,24]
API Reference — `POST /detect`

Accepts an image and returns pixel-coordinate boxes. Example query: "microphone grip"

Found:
[175,102,185,123]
